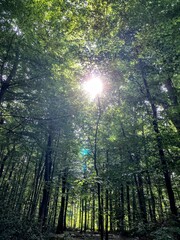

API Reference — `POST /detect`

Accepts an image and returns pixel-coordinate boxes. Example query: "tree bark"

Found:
[105,187,109,240]
[139,59,177,216]
[56,169,67,234]
[109,191,113,232]
[134,173,147,223]
[52,174,61,229]
[94,97,104,240]
[91,190,95,231]
[132,185,137,224]
[39,134,52,227]
[120,184,124,232]
[146,172,156,222]
[64,187,69,230]
[126,183,131,229]
[84,198,87,232]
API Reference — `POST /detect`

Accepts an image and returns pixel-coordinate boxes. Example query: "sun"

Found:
[83,77,103,99]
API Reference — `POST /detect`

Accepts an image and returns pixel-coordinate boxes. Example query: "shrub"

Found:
[150,226,180,240]
[0,206,44,240]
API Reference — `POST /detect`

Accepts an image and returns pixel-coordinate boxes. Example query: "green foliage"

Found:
[0,206,45,240]
[150,226,180,240]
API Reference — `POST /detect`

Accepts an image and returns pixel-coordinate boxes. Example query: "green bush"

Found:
[0,207,44,240]
[150,226,180,240]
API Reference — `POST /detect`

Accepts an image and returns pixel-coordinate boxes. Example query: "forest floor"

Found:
[48,231,139,240]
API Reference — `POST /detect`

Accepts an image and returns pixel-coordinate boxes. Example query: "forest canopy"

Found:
[0,0,179,239]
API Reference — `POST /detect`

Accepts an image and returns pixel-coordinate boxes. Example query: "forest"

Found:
[0,0,179,239]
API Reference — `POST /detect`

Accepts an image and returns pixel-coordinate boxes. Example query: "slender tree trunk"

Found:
[88,199,91,230]
[79,199,82,231]
[120,184,124,232]
[157,185,164,221]
[39,134,52,228]
[81,199,84,232]
[64,187,69,230]
[146,183,153,222]
[105,188,109,240]
[134,173,147,223]
[52,174,61,229]
[70,204,73,228]
[56,169,67,234]
[115,190,119,231]
[146,172,156,222]
[126,183,131,230]
[97,182,104,239]
[84,198,87,232]
[15,152,32,213]
[91,190,95,231]
[142,121,156,222]
[94,97,104,240]
[109,191,113,232]
[139,59,177,216]
[28,152,44,218]
[9,159,24,210]
[105,150,109,240]
[132,185,137,225]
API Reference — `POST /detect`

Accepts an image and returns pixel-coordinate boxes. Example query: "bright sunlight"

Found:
[83,76,103,99]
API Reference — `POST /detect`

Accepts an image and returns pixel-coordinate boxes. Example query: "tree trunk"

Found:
[91,190,95,231]
[97,182,104,239]
[81,199,84,232]
[126,183,131,229]
[84,198,87,232]
[15,152,32,213]
[56,169,67,234]
[146,172,156,222]
[105,150,109,240]
[64,187,69,231]
[39,134,52,228]
[52,174,61,229]
[120,184,124,232]
[28,152,44,218]
[157,185,164,221]
[109,191,113,232]
[94,97,104,240]
[134,173,147,223]
[139,59,177,216]
[105,188,109,240]
[132,185,137,224]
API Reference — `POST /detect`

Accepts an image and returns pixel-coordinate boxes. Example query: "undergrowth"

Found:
[0,206,45,240]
